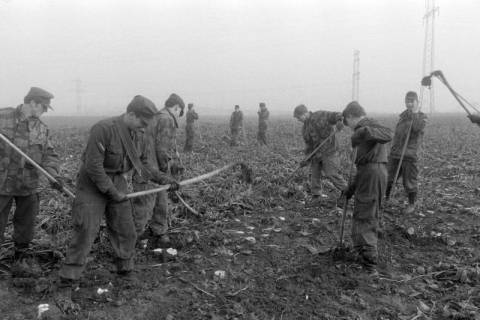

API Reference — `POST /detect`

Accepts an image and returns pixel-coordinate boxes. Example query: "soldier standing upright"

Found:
[230,105,243,146]
[342,101,392,274]
[257,102,269,145]
[0,87,62,275]
[58,95,179,283]
[184,103,199,152]
[293,104,346,204]
[132,93,185,246]
[386,91,427,214]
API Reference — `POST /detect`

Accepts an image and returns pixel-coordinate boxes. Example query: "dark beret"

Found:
[405,91,418,101]
[24,87,54,109]
[126,95,158,119]
[293,104,308,118]
[165,93,185,110]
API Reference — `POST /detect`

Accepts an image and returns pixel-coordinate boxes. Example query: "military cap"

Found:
[259,102,266,107]
[405,91,418,101]
[342,101,366,121]
[165,93,185,116]
[24,87,54,110]
[293,104,308,118]
[187,103,194,109]
[126,95,158,119]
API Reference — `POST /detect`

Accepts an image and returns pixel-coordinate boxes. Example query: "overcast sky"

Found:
[0,0,479,116]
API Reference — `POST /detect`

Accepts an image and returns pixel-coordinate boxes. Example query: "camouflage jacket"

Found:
[82,116,168,193]
[0,106,59,196]
[258,108,269,131]
[136,108,179,174]
[230,111,243,129]
[302,111,343,157]
[186,109,199,125]
[390,110,427,161]
[351,117,392,165]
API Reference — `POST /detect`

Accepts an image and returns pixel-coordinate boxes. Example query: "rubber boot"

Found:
[404,192,417,214]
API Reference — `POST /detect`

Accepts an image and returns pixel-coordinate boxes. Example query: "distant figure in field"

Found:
[293,104,346,204]
[184,103,199,152]
[386,91,427,214]
[257,102,269,145]
[230,105,243,146]
[342,101,392,275]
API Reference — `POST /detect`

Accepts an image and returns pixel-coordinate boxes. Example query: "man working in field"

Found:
[230,105,243,146]
[386,91,427,214]
[342,101,392,274]
[0,87,62,276]
[132,93,185,246]
[58,95,178,283]
[184,103,199,152]
[257,102,269,145]
[293,104,346,205]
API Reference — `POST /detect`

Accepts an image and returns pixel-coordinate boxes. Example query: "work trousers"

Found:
[257,130,267,145]
[184,125,195,152]
[0,194,39,249]
[59,169,136,280]
[351,163,387,265]
[132,182,169,236]
[230,128,240,146]
[310,152,347,195]
[387,157,418,194]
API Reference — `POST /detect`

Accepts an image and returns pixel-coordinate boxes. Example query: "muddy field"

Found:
[1,114,480,320]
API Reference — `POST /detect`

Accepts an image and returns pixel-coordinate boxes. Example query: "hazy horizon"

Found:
[1,0,479,117]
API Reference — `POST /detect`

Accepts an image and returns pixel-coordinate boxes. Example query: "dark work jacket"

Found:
[230,111,243,129]
[81,116,166,194]
[186,109,199,125]
[390,110,427,161]
[352,117,392,165]
[302,111,343,158]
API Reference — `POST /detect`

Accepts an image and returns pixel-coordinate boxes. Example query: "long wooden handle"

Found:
[0,133,75,198]
[126,163,236,199]
[286,130,337,183]
[339,147,357,246]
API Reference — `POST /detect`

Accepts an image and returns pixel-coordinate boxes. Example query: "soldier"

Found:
[184,103,199,152]
[257,102,269,145]
[230,105,243,146]
[293,104,347,204]
[342,101,392,274]
[386,91,427,214]
[0,87,62,276]
[58,95,179,284]
[132,93,185,246]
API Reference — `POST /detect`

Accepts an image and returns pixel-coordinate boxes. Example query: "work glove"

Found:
[50,178,64,192]
[170,162,185,176]
[107,188,127,202]
[167,181,180,192]
[351,127,367,147]
[299,159,309,168]
[468,114,480,124]
[160,176,180,191]
[341,185,355,200]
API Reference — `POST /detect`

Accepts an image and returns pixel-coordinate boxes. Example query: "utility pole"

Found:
[74,79,83,115]
[352,50,360,101]
[420,0,439,113]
